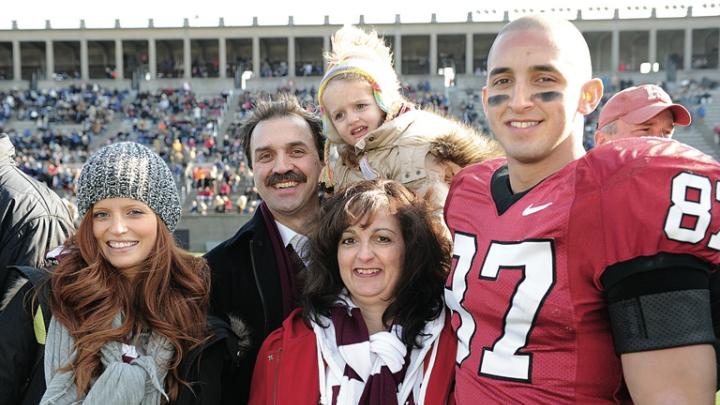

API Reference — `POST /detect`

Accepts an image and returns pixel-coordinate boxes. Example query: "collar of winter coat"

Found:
[353,109,461,154]
[0,133,15,165]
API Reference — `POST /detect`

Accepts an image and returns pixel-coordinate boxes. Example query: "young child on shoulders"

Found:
[317,25,502,210]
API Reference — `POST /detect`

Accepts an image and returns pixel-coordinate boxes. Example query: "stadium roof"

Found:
[2,0,719,30]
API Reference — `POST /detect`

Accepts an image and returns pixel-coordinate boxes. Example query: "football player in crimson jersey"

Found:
[443,15,719,404]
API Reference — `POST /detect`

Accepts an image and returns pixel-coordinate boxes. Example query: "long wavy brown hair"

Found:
[49,209,210,401]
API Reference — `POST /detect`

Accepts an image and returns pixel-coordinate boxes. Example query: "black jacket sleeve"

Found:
[175,316,243,405]
[0,282,41,405]
[175,342,226,405]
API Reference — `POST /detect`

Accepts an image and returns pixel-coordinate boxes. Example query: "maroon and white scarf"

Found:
[311,294,445,405]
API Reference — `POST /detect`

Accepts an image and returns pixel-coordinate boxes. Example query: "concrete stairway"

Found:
[216,89,239,149]
[673,125,719,161]
[675,89,720,160]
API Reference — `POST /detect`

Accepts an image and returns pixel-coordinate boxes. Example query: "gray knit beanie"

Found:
[76,142,181,231]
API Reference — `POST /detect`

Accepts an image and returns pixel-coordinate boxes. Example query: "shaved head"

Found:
[482,14,603,192]
[490,15,593,81]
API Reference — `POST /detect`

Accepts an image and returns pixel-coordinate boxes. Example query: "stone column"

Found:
[684,28,692,71]
[394,33,402,75]
[184,37,191,79]
[430,32,438,76]
[430,33,437,75]
[80,39,89,80]
[466,32,473,75]
[219,38,227,78]
[46,40,54,80]
[252,36,260,77]
[12,41,20,81]
[148,39,157,79]
[611,30,619,73]
[288,36,296,78]
[648,29,657,66]
[115,39,123,80]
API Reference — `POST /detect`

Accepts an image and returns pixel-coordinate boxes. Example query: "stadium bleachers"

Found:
[3,8,720,251]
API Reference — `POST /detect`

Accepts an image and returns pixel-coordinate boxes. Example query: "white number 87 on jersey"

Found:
[664,172,720,250]
[444,171,719,383]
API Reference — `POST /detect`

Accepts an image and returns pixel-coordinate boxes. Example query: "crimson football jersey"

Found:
[444,137,720,404]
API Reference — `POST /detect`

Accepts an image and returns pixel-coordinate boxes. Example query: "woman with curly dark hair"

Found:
[0,142,242,405]
[249,179,457,405]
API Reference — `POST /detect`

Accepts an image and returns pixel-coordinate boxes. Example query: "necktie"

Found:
[284,242,305,311]
[286,243,306,274]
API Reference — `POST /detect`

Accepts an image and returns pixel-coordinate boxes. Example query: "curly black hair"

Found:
[302,179,451,348]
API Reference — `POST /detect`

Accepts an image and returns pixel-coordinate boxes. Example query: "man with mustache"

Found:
[205,95,324,404]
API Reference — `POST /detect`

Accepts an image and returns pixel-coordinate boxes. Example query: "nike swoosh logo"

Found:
[522,202,553,216]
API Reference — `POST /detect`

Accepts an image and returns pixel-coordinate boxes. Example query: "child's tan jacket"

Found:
[327,109,502,211]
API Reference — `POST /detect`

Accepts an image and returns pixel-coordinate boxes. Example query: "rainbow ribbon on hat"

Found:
[318,58,393,115]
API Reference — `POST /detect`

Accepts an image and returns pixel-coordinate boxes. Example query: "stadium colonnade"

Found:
[0,7,720,93]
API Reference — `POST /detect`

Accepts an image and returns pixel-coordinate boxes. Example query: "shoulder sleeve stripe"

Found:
[600,252,712,291]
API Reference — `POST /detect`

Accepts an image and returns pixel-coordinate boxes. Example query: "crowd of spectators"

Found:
[114,86,269,217]
[296,63,323,77]
[0,84,131,203]
[0,84,126,133]
[15,77,715,218]
[1,81,497,218]
[260,59,289,77]
[191,59,220,78]
[4,128,86,198]
[121,82,497,217]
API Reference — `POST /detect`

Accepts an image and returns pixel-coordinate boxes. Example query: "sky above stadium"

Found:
[2,0,717,29]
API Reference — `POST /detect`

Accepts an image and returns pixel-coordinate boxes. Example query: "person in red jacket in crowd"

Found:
[249,179,457,405]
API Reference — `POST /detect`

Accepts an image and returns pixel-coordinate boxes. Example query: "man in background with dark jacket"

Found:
[0,133,74,296]
[0,132,74,403]
[204,95,324,404]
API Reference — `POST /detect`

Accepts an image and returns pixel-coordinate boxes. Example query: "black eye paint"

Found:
[487,94,510,106]
[532,91,562,102]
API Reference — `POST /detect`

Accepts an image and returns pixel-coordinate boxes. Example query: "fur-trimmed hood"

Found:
[227,314,253,359]
[426,112,503,168]
[0,277,28,312]
[325,108,504,197]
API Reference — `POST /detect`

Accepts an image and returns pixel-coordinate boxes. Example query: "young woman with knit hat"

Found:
[0,142,244,405]
[317,26,502,212]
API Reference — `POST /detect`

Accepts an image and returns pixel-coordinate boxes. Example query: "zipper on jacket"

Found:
[271,347,283,405]
[249,240,271,335]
